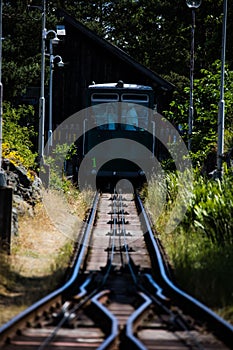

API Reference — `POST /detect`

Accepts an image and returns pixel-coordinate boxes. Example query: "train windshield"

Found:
[121,103,148,131]
[91,103,118,130]
[90,92,150,131]
[91,103,149,131]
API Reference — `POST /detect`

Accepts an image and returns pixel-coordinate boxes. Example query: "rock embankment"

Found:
[2,159,42,236]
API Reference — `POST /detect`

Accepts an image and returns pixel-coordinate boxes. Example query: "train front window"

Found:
[91,93,119,103]
[91,93,119,130]
[121,103,149,131]
[89,91,150,131]
[121,93,149,105]
[91,103,118,130]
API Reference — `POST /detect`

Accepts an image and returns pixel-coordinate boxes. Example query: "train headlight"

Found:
[91,169,97,175]
[138,170,145,176]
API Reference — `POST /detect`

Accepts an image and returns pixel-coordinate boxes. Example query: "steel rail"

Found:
[143,273,168,300]
[117,191,155,350]
[119,191,138,284]
[102,191,205,350]
[102,191,151,350]
[91,290,118,350]
[0,191,100,345]
[115,192,205,349]
[136,193,233,348]
[139,275,205,350]
[102,191,118,286]
[37,278,92,350]
[37,288,119,350]
[125,292,152,350]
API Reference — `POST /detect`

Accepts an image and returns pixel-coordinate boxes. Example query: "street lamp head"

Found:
[45,29,60,44]
[57,61,65,68]
[51,37,60,45]
[53,55,64,67]
[186,0,202,9]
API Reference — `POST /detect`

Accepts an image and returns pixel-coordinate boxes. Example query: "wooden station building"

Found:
[52,8,174,126]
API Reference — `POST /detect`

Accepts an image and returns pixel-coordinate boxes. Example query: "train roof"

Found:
[88,82,153,91]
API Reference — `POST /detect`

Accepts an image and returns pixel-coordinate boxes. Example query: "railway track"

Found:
[0,189,233,349]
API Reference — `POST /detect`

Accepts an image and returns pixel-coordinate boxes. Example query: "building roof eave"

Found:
[56,8,175,93]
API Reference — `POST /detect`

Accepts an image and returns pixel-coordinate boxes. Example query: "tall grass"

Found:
[144,168,233,320]
[184,170,233,245]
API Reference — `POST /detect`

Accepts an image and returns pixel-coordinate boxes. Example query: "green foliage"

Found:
[168,229,233,309]
[164,61,233,165]
[64,0,231,81]
[147,168,233,245]
[193,61,233,153]
[2,1,233,102]
[2,0,58,100]
[51,240,73,272]
[145,169,233,315]
[45,143,76,192]
[145,169,194,235]
[2,102,37,169]
[184,168,233,245]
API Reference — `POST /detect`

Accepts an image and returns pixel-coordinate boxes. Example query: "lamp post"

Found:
[0,0,2,169]
[38,0,46,165]
[48,38,64,153]
[0,0,6,186]
[217,0,227,178]
[186,0,202,151]
[28,2,65,164]
[39,25,60,162]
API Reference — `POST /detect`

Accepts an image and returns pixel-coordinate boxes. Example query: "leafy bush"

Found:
[2,102,37,170]
[146,168,233,245]
[164,60,233,166]
[44,143,76,192]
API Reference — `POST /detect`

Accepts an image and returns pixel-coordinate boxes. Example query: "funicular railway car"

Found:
[76,80,160,190]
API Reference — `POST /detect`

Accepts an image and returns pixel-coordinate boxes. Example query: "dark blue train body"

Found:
[75,81,161,190]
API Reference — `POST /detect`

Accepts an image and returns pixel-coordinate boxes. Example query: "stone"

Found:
[2,158,42,237]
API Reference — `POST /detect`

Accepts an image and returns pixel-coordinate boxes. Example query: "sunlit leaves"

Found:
[2,103,37,169]
[164,60,233,163]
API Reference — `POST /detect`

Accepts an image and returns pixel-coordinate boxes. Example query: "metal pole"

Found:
[0,0,3,169]
[188,9,195,151]
[48,40,53,152]
[38,0,46,164]
[217,0,227,178]
[0,0,6,186]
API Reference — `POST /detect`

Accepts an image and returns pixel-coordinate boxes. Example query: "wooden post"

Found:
[0,186,13,254]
